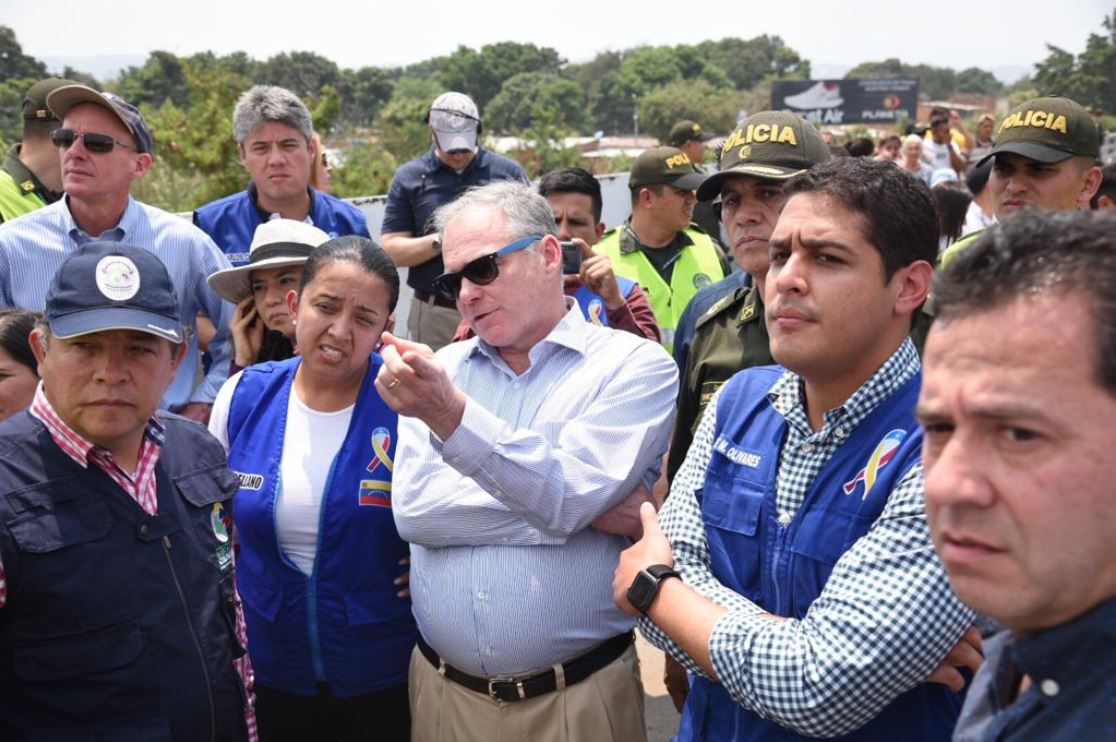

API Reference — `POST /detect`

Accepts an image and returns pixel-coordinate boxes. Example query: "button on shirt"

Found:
[393,300,678,676]
[0,196,234,408]
[954,597,1116,741]
[642,338,974,737]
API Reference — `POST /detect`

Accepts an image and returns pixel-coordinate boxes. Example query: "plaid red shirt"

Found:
[0,385,257,740]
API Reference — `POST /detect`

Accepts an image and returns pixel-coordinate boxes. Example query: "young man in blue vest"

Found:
[0,242,252,740]
[614,157,979,740]
[194,85,369,266]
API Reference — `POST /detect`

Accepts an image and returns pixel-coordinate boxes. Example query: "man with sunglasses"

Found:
[381,92,528,352]
[0,77,75,224]
[0,85,234,423]
[597,146,728,353]
[194,85,370,267]
[377,181,677,741]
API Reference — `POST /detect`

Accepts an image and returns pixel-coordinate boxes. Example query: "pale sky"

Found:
[6,0,1111,78]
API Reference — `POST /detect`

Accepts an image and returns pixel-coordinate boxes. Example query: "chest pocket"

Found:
[698,471,764,601]
[6,488,111,554]
[174,465,239,575]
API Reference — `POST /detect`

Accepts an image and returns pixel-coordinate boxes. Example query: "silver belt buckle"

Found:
[487,677,526,702]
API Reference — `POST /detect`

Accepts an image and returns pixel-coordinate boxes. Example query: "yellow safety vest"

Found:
[597,224,725,352]
[0,168,47,224]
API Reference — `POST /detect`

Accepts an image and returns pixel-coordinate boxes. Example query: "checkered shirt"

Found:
[640,338,975,737]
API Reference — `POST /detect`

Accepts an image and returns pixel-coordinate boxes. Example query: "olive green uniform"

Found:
[666,283,773,482]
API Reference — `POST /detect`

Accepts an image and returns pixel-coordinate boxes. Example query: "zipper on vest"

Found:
[163,535,217,741]
[306,456,340,684]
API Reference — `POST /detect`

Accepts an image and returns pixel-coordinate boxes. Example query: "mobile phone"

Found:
[560,241,582,275]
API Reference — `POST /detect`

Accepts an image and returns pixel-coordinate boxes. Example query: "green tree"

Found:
[133,58,254,212]
[117,51,190,108]
[257,51,341,99]
[0,26,47,81]
[439,42,564,110]
[1033,8,1116,111]
[696,36,810,90]
[510,108,583,178]
[376,76,443,162]
[485,72,587,134]
[0,77,35,148]
[331,142,397,199]
[337,66,395,128]
[955,67,1004,95]
[639,79,740,142]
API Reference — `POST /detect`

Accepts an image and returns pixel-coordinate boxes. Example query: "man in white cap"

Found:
[381,91,527,350]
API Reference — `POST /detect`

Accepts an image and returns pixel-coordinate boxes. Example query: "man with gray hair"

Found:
[375,180,677,740]
[194,84,369,266]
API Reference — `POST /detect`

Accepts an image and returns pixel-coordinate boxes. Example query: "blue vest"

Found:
[572,275,637,328]
[678,366,963,741]
[0,413,248,742]
[195,188,370,266]
[226,356,415,696]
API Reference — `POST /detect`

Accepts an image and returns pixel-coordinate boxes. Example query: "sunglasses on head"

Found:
[431,234,542,302]
[51,128,136,154]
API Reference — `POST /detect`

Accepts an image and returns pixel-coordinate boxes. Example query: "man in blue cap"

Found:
[0,242,253,740]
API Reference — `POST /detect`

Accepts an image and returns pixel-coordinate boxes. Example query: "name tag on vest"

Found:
[713,435,762,468]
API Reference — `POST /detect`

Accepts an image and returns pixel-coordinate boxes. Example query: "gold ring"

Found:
[387,378,399,389]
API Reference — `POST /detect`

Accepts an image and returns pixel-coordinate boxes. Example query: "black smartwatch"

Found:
[627,564,680,615]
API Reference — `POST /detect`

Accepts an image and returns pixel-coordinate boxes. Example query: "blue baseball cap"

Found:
[45,85,154,154]
[45,242,182,342]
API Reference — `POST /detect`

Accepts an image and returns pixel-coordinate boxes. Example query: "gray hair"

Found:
[431,180,557,242]
[232,85,313,144]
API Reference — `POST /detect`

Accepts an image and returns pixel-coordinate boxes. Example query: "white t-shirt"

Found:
[209,371,354,576]
[922,139,960,172]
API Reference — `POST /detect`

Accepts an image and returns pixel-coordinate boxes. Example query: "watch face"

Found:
[627,571,658,614]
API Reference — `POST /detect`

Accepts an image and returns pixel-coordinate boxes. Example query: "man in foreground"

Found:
[921,210,1116,739]
[0,242,251,740]
[615,158,976,740]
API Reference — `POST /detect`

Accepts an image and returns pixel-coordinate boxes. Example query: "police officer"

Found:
[0,77,74,224]
[597,146,728,352]
[668,120,722,241]
[0,242,251,740]
[941,95,1102,264]
[666,112,830,484]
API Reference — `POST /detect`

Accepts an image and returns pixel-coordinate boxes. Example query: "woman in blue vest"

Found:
[208,236,415,741]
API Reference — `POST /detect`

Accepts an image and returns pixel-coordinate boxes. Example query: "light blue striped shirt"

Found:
[394,300,678,676]
[0,196,234,408]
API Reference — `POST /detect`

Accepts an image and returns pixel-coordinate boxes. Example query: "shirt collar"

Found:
[467,296,587,370]
[769,337,920,433]
[61,194,136,244]
[247,180,316,222]
[1011,596,1116,690]
[27,383,165,469]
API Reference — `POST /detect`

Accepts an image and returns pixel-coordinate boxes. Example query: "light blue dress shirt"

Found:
[0,196,234,408]
[394,300,678,676]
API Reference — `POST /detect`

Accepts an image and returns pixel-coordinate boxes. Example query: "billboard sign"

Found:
[772,79,919,125]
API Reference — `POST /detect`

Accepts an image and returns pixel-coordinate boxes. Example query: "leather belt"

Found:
[416,632,633,703]
[413,290,458,310]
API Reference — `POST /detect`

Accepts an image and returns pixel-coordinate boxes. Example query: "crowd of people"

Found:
[0,72,1112,742]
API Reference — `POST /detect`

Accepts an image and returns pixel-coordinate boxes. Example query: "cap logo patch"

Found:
[664,153,692,169]
[723,124,798,153]
[94,255,140,301]
[999,110,1068,135]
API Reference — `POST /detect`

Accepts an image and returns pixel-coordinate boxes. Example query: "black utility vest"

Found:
[0,412,248,742]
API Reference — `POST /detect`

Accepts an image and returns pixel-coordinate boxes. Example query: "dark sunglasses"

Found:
[51,128,136,154]
[431,234,542,301]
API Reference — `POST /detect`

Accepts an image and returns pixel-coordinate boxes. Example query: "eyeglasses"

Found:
[431,234,542,301]
[51,128,136,154]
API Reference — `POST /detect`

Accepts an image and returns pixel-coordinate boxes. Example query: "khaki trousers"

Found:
[406,295,461,352]
[409,643,648,742]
